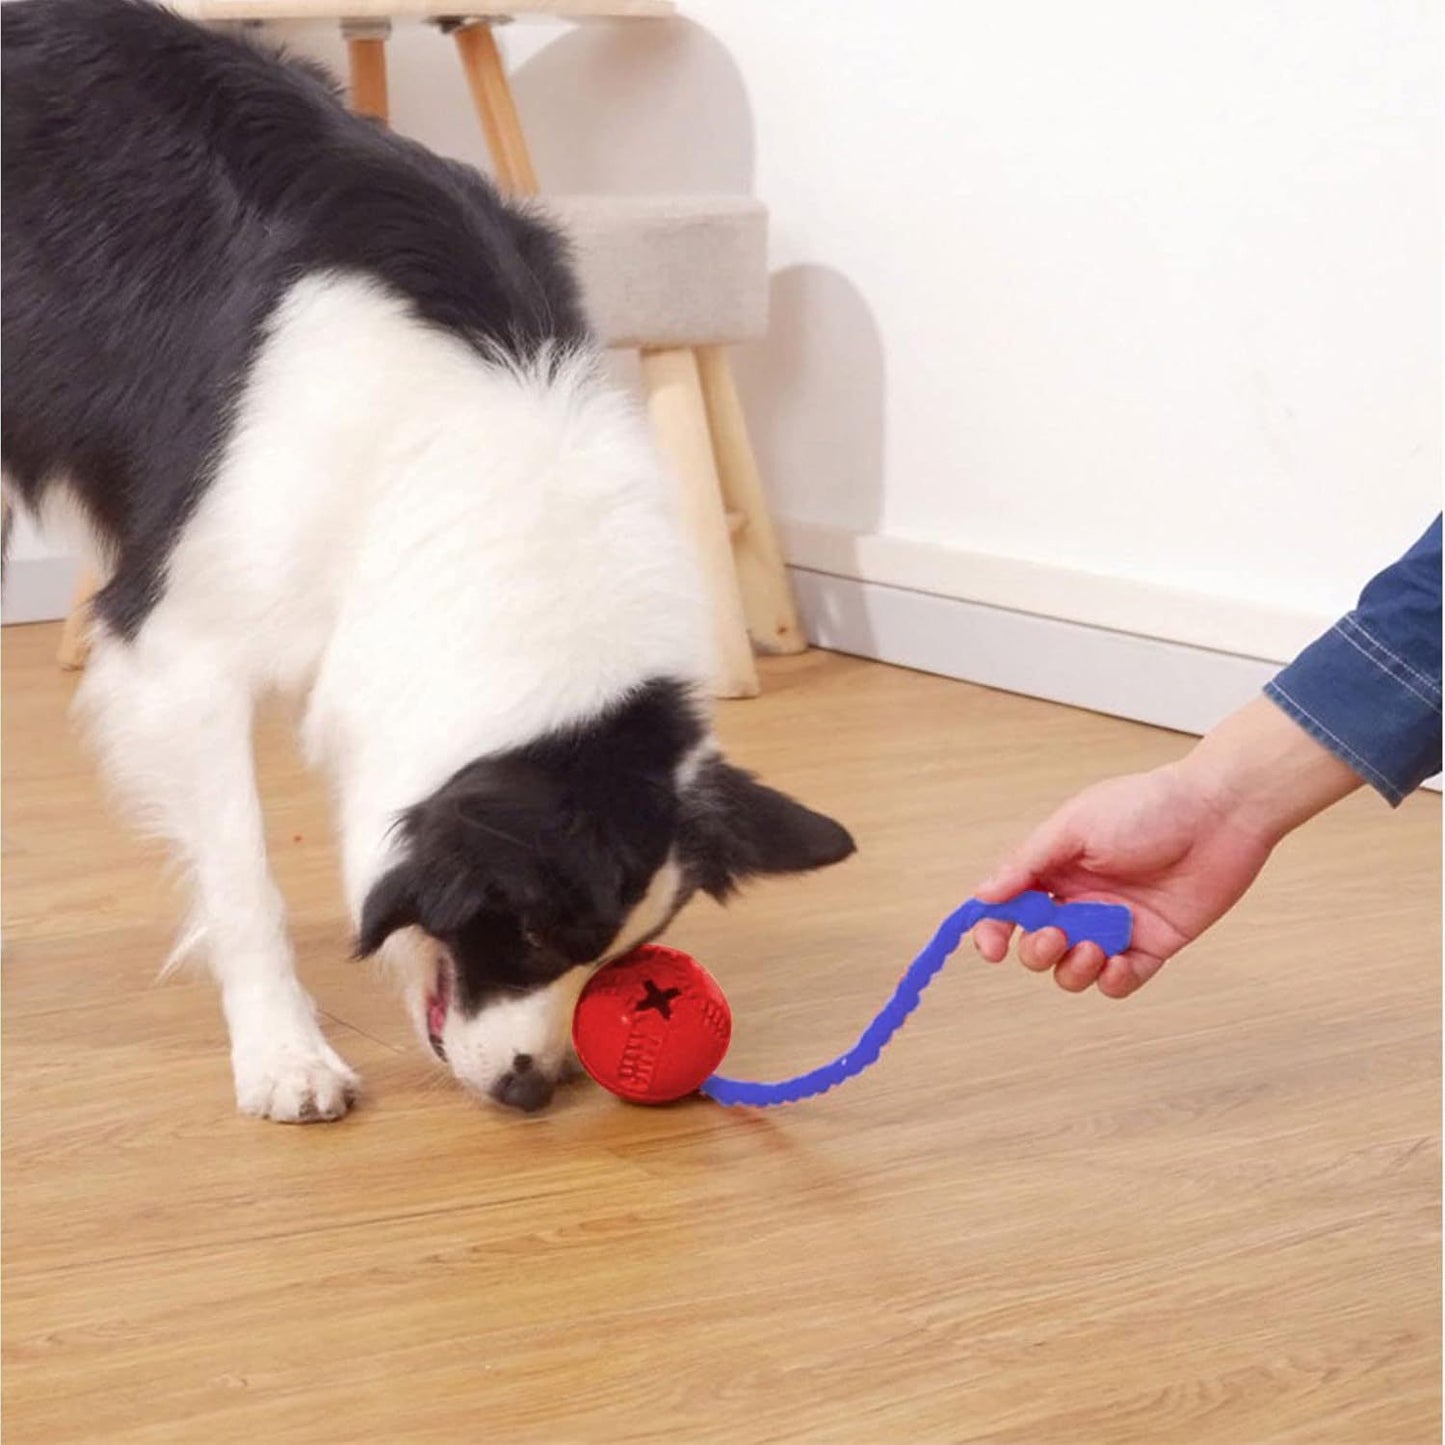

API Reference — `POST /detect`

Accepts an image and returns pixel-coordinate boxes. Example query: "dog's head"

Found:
[355,681,853,1111]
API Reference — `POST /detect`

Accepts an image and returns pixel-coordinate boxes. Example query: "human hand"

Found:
[970,697,1363,998]
[971,764,1272,997]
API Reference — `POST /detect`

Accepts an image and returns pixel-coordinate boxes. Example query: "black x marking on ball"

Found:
[636,978,682,1021]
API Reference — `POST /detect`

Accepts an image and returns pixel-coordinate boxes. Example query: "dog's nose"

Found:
[491,1056,554,1113]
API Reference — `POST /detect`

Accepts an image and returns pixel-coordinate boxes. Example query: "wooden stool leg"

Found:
[344,23,391,124]
[695,345,807,656]
[450,21,539,196]
[640,348,759,700]
[57,568,98,671]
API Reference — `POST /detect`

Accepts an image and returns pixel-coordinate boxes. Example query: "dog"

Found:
[2,0,854,1120]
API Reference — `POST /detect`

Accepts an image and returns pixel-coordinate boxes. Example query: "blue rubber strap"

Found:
[700,891,1132,1108]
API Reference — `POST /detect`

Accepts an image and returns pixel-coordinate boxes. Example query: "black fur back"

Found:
[1,0,588,636]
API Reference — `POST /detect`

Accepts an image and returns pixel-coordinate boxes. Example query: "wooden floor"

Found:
[2,621,1440,1443]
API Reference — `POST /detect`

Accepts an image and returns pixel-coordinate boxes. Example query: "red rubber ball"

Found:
[573,945,732,1104]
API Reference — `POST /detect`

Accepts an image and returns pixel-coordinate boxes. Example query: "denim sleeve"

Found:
[1264,516,1442,806]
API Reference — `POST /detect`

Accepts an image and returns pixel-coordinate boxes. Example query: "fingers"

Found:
[1053,942,1106,993]
[977,928,1164,998]
[973,918,1014,963]
[974,919,1069,966]
[1019,927,1068,973]
[971,817,1076,960]
[1097,951,1165,999]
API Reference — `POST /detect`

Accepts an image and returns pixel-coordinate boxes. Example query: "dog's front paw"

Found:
[232,1040,360,1123]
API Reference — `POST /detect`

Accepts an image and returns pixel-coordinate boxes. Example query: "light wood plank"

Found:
[3,621,1438,1443]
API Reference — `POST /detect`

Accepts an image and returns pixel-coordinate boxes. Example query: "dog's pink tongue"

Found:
[427,993,447,1042]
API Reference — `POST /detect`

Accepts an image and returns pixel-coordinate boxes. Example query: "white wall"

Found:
[10,2,1439,672]
[299,0,1437,665]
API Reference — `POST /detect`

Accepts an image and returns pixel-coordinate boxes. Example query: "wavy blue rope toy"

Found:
[572,892,1134,1108]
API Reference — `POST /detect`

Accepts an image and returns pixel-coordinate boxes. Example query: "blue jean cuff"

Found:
[1265,619,1442,806]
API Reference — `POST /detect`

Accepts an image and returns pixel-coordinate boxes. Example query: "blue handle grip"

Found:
[701,891,1133,1108]
[974,890,1133,957]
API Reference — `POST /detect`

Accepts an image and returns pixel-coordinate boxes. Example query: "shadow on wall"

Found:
[284,17,889,654]
[733,264,886,653]
[510,19,754,195]
[514,23,888,656]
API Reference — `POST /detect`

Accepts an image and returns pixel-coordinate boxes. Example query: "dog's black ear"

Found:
[678,757,855,900]
[355,863,421,957]
[356,763,635,966]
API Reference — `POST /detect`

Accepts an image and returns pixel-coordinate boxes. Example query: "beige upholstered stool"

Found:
[543,195,800,697]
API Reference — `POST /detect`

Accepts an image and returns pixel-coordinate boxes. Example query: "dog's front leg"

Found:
[78,626,359,1121]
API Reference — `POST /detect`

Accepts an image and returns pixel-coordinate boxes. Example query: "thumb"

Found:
[974,811,1079,903]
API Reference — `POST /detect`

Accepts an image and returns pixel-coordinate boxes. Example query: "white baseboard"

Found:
[5,547,1268,734]
[791,567,1441,797]
[790,566,1276,736]
[1,555,80,626]
[3,549,1433,792]
[13,522,1329,661]
[780,520,1332,665]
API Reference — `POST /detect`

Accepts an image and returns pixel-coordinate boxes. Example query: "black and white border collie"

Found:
[2,0,854,1119]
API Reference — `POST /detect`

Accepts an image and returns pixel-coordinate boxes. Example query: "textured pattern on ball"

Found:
[573,945,733,1104]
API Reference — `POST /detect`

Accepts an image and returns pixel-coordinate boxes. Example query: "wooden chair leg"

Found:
[451,21,540,197]
[343,21,392,124]
[695,345,807,656]
[57,568,98,671]
[640,348,759,699]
